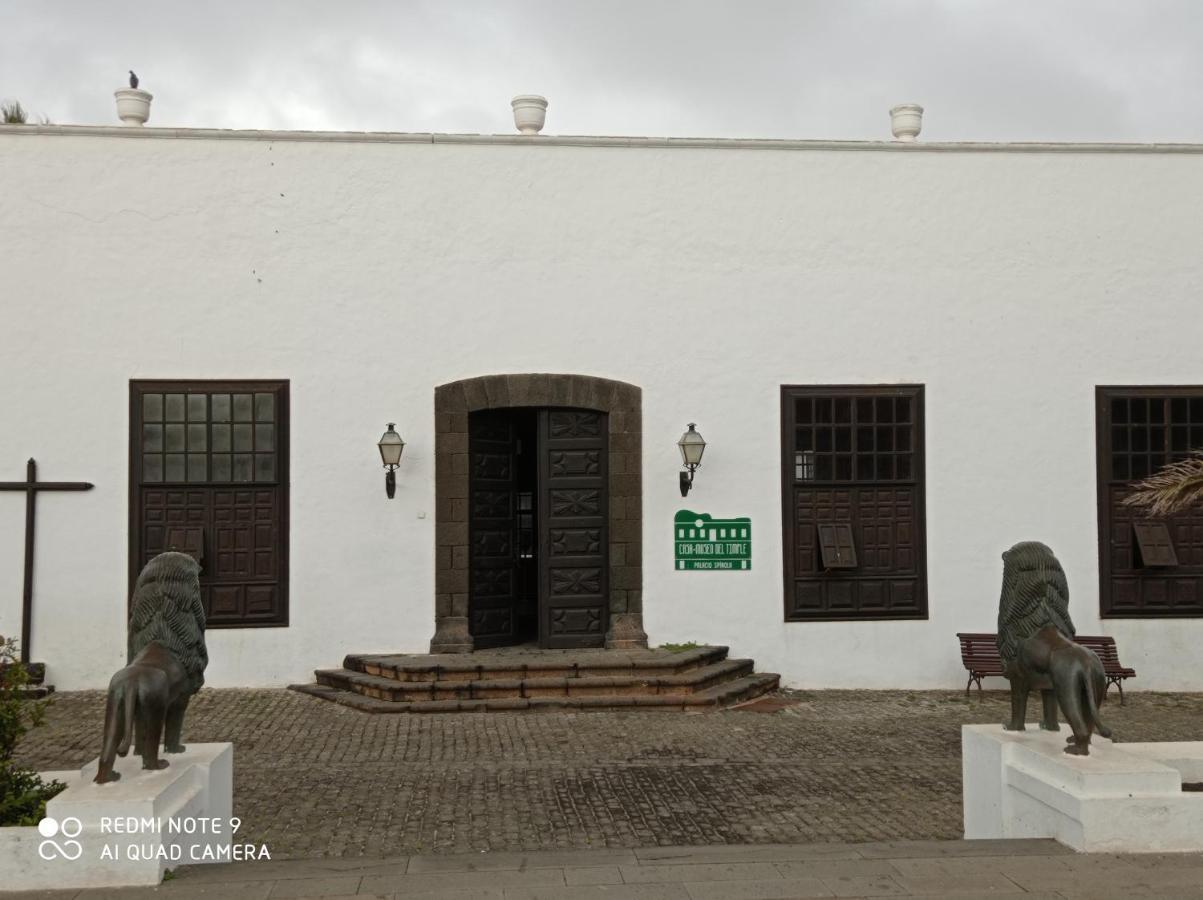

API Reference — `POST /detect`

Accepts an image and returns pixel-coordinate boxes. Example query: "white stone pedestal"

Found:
[963,724,1203,852]
[0,743,233,891]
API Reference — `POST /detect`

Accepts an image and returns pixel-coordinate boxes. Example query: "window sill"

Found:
[205,619,290,629]
[784,612,929,623]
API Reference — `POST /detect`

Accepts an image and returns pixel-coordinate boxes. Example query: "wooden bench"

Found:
[956,632,1136,704]
[1074,635,1138,704]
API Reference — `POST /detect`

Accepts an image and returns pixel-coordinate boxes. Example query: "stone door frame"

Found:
[430,374,647,653]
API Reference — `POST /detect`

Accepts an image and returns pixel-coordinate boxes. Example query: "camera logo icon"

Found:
[37,817,83,861]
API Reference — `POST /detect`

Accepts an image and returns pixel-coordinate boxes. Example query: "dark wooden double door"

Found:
[469,408,608,649]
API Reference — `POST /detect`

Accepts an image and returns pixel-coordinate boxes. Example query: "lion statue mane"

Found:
[128,551,208,691]
[997,540,1074,665]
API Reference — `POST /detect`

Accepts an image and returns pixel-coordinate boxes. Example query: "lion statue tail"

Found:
[116,680,137,756]
[1082,662,1113,739]
[95,678,136,783]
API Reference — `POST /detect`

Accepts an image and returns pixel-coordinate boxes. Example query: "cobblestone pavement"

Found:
[14,689,1203,859]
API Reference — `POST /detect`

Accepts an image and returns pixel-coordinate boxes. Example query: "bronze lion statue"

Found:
[997,541,1111,755]
[95,552,207,783]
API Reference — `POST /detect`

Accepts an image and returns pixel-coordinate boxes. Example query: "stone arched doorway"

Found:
[430,374,647,653]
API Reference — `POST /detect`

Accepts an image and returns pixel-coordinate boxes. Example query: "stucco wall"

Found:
[1,128,1201,691]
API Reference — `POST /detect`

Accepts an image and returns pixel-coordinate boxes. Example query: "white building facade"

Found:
[2,124,1201,692]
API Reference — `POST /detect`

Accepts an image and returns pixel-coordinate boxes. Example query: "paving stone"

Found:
[1123,853,1203,869]
[14,689,1203,859]
[885,855,1072,878]
[170,858,386,883]
[268,876,363,897]
[564,867,624,885]
[359,869,566,894]
[817,874,907,897]
[75,883,275,899]
[683,877,833,899]
[407,849,638,873]
[773,861,901,879]
[854,839,1069,859]
[503,887,691,900]
[1054,891,1203,900]
[636,845,863,865]
[889,872,1023,894]
[275,894,392,900]
[618,862,783,883]
[904,894,1063,900]
[371,890,503,900]
[1008,863,1203,895]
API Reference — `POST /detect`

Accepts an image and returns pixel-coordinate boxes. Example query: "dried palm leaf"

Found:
[1122,451,1203,516]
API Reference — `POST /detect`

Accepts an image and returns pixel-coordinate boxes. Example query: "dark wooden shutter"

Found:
[818,523,858,569]
[1132,522,1179,567]
[539,410,608,648]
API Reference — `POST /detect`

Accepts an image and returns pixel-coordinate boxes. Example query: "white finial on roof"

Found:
[890,104,923,142]
[511,95,548,135]
[115,73,153,126]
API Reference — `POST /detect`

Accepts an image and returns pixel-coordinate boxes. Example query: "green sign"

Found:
[675,510,751,570]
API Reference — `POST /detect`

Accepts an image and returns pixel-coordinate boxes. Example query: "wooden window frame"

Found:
[129,379,290,628]
[1096,385,1203,618]
[780,384,928,622]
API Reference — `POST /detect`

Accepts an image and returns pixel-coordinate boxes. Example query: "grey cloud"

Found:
[2,0,1201,141]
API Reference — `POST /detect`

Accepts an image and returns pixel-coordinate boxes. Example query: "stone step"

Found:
[314,657,756,703]
[343,645,729,683]
[289,673,780,714]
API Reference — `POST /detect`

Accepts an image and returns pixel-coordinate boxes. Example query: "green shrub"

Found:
[1,101,28,124]
[658,641,701,653]
[0,636,65,826]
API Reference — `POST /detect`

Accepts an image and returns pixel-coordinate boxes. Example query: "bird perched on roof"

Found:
[129,70,139,89]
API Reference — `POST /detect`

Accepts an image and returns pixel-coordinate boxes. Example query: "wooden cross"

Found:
[0,459,94,665]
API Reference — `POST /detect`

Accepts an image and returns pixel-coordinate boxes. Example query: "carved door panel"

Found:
[131,381,289,627]
[539,410,608,649]
[468,411,520,647]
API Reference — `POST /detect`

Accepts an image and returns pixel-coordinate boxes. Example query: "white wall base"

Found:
[0,743,233,891]
[963,724,1203,852]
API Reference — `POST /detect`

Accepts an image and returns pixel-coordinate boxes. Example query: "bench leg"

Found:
[1116,677,1125,706]
[965,674,973,697]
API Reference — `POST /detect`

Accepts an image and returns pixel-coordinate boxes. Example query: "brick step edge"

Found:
[314,658,756,702]
[288,673,780,714]
[15,685,55,700]
[343,645,729,682]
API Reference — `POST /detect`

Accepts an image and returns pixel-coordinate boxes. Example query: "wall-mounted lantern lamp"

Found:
[377,423,405,499]
[677,423,706,497]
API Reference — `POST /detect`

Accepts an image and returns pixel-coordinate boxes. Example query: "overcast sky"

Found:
[4,1,1202,142]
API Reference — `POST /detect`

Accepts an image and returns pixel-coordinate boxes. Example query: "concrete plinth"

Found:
[963,724,1203,852]
[0,743,233,890]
